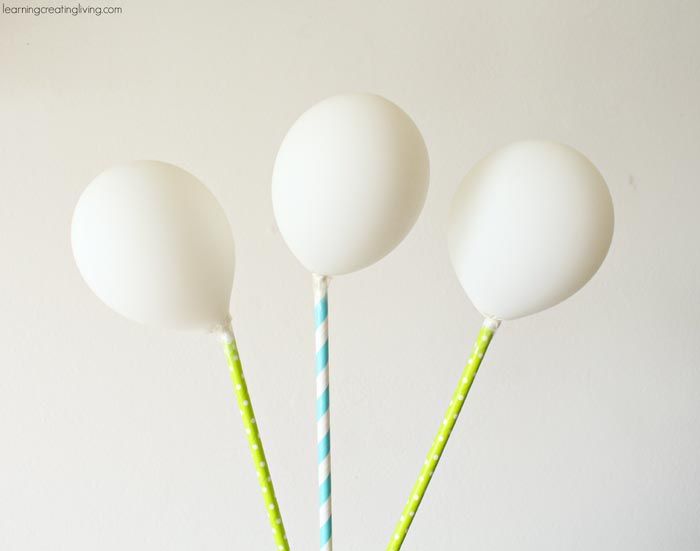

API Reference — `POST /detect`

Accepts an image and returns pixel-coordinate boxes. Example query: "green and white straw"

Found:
[219,322,290,551]
[386,317,500,550]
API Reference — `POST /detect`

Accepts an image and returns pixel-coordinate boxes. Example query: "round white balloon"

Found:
[448,141,614,320]
[271,93,430,276]
[72,161,235,331]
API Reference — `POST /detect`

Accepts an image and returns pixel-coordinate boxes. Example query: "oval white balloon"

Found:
[448,141,614,321]
[271,93,430,276]
[72,161,235,331]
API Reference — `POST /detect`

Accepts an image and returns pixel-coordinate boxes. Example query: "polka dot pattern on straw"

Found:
[222,335,290,551]
[386,318,499,550]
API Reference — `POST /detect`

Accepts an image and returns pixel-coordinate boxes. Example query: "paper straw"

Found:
[386,317,500,550]
[219,323,290,551]
[313,274,333,551]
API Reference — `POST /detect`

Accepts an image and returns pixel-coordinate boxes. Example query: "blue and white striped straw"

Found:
[313,274,332,551]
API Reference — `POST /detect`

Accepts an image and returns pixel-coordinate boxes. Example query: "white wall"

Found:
[1,1,699,549]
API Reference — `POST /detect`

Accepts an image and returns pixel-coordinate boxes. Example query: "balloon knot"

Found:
[211,315,235,344]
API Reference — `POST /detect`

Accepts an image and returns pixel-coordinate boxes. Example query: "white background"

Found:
[1,1,699,549]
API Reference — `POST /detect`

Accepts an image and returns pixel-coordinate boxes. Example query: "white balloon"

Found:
[448,141,614,321]
[72,161,235,331]
[272,93,430,276]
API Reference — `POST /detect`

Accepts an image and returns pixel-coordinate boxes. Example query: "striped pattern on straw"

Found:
[314,274,333,551]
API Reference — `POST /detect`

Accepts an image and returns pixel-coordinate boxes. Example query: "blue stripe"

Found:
[319,474,331,503]
[317,431,330,462]
[320,516,332,545]
[316,288,331,549]
[314,297,328,325]
[315,342,328,374]
[316,387,329,419]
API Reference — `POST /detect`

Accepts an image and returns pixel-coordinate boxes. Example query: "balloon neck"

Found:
[312,273,330,286]
[482,317,501,331]
[211,315,235,344]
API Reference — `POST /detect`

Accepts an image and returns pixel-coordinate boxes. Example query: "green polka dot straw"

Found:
[218,322,290,551]
[386,318,500,550]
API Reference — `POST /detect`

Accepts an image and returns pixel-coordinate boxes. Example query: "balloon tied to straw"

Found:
[385,140,614,549]
[272,93,430,551]
[72,161,290,550]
